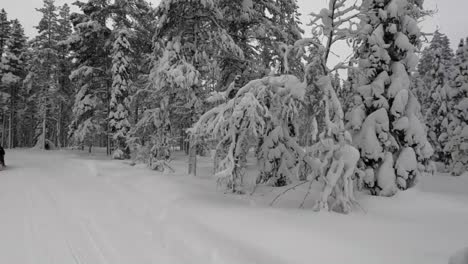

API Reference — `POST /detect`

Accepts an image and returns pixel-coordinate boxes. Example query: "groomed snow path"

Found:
[0,149,467,264]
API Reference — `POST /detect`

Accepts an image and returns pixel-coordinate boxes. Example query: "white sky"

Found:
[3,0,468,66]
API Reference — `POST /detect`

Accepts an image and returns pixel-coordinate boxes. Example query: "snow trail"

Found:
[0,149,467,264]
[0,150,177,264]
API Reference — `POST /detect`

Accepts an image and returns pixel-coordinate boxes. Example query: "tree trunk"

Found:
[56,103,62,148]
[8,110,12,149]
[188,138,197,176]
[2,111,6,147]
[8,85,14,149]
[106,79,111,156]
[179,129,185,152]
[42,108,47,149]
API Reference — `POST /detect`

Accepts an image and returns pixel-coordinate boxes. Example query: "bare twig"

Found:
[299,180,315,208]
[270,181,310,206]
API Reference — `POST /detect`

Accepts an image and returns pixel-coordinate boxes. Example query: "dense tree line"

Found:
[1,0,467,212]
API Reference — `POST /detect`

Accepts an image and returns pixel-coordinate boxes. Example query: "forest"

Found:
[0,0,467,213]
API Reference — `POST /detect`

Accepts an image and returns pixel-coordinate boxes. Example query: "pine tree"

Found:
[68,0,154,154]
[109,27,132,159]
[0,9,10,58]
[0,9,11,147]
[348,0,433,196]
[418,30,454,164]
[67,0,113,152]
[0,19,27,148]
[418,30,453,79]
[258,0,303,72]
[29,0,61,149]
[55,3,73,148]
[148,0,242,173]
[444,38,468,175]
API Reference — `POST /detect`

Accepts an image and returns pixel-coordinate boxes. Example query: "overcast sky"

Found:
[3,0,468,65]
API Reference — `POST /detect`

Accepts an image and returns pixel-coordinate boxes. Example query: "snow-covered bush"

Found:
[348,0,433,196]
[190,75,306,192]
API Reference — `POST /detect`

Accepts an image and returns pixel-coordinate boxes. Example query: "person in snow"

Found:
[0,145,5,167]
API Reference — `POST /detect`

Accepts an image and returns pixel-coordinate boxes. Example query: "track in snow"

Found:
[1,149,467,264]
[0,150,176,264]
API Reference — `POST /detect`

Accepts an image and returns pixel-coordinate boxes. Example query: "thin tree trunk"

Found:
[57,103,62,148]
[188,137,197,176]
[42,108,47,149]
[8,110,12,149]
[106,78,111,156]
[8,85,14,149]
[2,111,7,147]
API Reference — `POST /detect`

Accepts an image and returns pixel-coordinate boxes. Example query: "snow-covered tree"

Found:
[0,19,27,148]
[27,0,62,149]
[418,30,454,164]
[0,9,10,58]
[67,0,154,153]
[21,0,73,150]
[109,27,132,159]
[281,0,362,212]
[217,0,303,89]
[0,9,11,147]
[66,0,113,151]
[418,30,453,80]
[347,0,433,196]
[257,0,362,212]
[54,4,74,148]
[444,38,468,175]
[148,0,242,173]
[190,75,306,192]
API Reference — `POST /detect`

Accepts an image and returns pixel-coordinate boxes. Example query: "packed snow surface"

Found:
[0,149,467,264]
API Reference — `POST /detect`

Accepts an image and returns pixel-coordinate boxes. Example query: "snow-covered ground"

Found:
[0,149,467,264]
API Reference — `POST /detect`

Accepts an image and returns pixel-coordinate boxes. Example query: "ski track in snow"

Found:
[0,149,467,264]
[0,150,177,264]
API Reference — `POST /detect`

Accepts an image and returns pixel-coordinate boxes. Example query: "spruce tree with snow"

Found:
[0,9,11,147]
[66,0,113,151]
[0,9,10,58]
[444,38,468,175]
[418,30,453,81]
[67,0,153,153]
[258,0,304,73]
[216,0,303,89]
[348,0,433,196]
[23,0,73,150]
[418,30,454,164]
[149,0,242,173]
[28,0,61,149]
[54,4,73,148]
[109,27,132,160]
[0,19,27,148]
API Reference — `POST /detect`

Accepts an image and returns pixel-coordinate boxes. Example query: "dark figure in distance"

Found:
[0,145,5,167]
